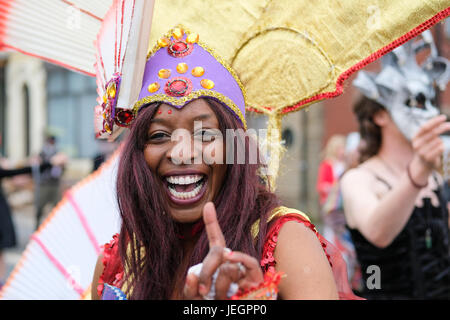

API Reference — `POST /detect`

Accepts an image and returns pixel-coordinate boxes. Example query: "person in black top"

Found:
[340,35,450,299]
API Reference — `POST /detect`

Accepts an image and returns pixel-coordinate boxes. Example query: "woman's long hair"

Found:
[353,97,386,163]
[116,98,280,299]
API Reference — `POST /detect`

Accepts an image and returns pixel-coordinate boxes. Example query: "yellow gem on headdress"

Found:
[158,69,171,79]
[107,83,116,98]
[148,82,160,93]
[176,63,189,74]
[201,79,215,90]
[191,67,205,77]
[103,94,108,104]
[186,33,199,44]
[104,122,111,133]
[157,37,170,48]
[172,27,184,40]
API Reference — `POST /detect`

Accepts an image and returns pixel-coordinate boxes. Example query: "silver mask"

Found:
[353,30,449,141]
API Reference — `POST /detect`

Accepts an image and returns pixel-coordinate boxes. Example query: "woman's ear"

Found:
[372,109,390,127]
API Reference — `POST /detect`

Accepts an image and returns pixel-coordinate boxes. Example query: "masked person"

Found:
[340,31,450,299]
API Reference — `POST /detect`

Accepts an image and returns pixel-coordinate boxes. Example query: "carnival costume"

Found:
[0,0,448,299]
[95,22,360,300]
[350,31,450,299]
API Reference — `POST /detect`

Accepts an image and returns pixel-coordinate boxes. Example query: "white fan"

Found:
[0,151,122,299]
[93,0,154,139]
[0,0,113,76]
[0,0,155,299]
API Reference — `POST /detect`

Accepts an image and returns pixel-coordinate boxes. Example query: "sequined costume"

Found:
[98,208,360,300]
[1,0,448,300]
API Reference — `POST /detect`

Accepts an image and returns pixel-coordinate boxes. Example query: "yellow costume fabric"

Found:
[148,0,449,188]
[150,0,449,113]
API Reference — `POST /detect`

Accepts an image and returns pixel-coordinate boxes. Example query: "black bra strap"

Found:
[360,167,393,190]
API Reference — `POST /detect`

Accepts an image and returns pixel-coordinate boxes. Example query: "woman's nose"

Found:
[167,129,202,165]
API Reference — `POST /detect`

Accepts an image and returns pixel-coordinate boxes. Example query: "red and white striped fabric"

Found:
[0,0,154,299]
[0,0,112,76]
[93,0,154,139]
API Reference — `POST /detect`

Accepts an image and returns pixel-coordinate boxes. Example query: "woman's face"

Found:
[144,99,227,223]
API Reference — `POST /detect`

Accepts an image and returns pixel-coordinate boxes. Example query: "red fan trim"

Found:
[0,0,13,50]
[31,235,85,295]
[60,0,103,22]
[1,43,96,77]
[247,7,450,114]
[67,191,101,255]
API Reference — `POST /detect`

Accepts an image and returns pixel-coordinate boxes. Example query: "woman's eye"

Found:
[194,130,219,142]
[148,132,170,142]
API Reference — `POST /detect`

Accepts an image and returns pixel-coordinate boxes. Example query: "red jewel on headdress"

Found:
[168,40,193,58]
[164,77,193,97]
[115,109,135,127]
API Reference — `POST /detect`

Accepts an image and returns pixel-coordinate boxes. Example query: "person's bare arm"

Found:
[274,221,338,299]
[341,115,450,248]
[91,254,104,300]
[341,168,421,248]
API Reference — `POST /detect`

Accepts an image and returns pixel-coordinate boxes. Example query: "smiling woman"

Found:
[91,97,360,300]
[143,100,228,224]
[90,24,361,300]
[106,97,279,299]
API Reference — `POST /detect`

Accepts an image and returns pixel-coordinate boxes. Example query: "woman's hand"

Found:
[183,202,264,300]
[410,115,450,185]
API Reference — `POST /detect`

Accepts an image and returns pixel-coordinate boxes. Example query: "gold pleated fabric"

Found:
[149,0,449,188]
[150,0,449,113]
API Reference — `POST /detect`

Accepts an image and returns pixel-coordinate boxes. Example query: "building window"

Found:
[45,63,98,158]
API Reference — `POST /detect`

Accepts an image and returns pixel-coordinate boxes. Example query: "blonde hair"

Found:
[322,134,346,160]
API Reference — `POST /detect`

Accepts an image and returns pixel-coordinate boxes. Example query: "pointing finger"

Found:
[203,202,226,248]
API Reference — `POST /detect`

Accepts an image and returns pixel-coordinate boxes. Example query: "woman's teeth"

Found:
[166,175,205,200]
[168,183,203,199]
[166,175,203,185]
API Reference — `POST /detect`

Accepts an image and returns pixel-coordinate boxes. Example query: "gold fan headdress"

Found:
[0,0,448,300]
[0,1,448,189]
[148,0,449,188]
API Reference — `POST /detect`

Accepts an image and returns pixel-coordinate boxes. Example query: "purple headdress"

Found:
[96,24,247,139]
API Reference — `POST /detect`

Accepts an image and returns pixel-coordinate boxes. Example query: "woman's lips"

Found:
[164,174,208,206]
